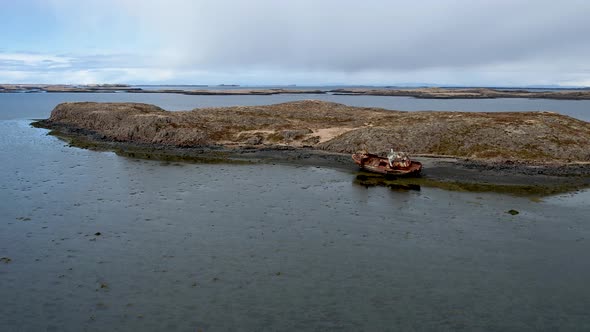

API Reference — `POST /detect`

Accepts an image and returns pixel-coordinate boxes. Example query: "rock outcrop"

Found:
[42,100,590,162]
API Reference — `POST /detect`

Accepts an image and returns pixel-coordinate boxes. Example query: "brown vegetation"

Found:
[43,100,590,162]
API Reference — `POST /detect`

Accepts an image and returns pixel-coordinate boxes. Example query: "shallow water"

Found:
[2,92,590,331]
[1,119,590,331]
[1,92,590,121]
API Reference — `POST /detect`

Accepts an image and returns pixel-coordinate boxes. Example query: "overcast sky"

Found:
[1,0,589,86]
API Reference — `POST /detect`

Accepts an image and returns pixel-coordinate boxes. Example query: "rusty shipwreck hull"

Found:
[352,153,422,176]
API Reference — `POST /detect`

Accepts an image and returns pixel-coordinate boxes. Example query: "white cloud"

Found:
[0,53,73,67]
[2,0,590,85]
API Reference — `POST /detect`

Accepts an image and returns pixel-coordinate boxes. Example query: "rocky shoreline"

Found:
[30,120,590,195]
[3,84,590,100]
[32,100,590,195]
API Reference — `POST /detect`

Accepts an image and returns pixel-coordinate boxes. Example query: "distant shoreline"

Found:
[3,84,590,100]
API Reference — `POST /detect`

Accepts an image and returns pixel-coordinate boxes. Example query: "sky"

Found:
[1,0,590,86]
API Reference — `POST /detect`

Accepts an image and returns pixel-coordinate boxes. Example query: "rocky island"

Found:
[332,87,590,100]
[4,84,590,100]
[34,100,590,194]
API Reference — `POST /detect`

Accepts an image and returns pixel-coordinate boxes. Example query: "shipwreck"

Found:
[352,149,422,176]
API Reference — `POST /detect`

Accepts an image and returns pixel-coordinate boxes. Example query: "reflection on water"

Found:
[352,172,587,197]
[354,174,422,191]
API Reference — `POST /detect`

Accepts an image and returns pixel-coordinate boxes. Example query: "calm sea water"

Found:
[1,93,590,331]
[1,92,589,121]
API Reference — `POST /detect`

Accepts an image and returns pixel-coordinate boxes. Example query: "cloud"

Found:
[2,0,590,85]
[105,0,590,71]
[0,51,168,84]
[0,53,73,69]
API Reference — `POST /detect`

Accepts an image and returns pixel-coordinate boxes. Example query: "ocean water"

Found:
[1,91,589,122]
[1,93,590,331]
